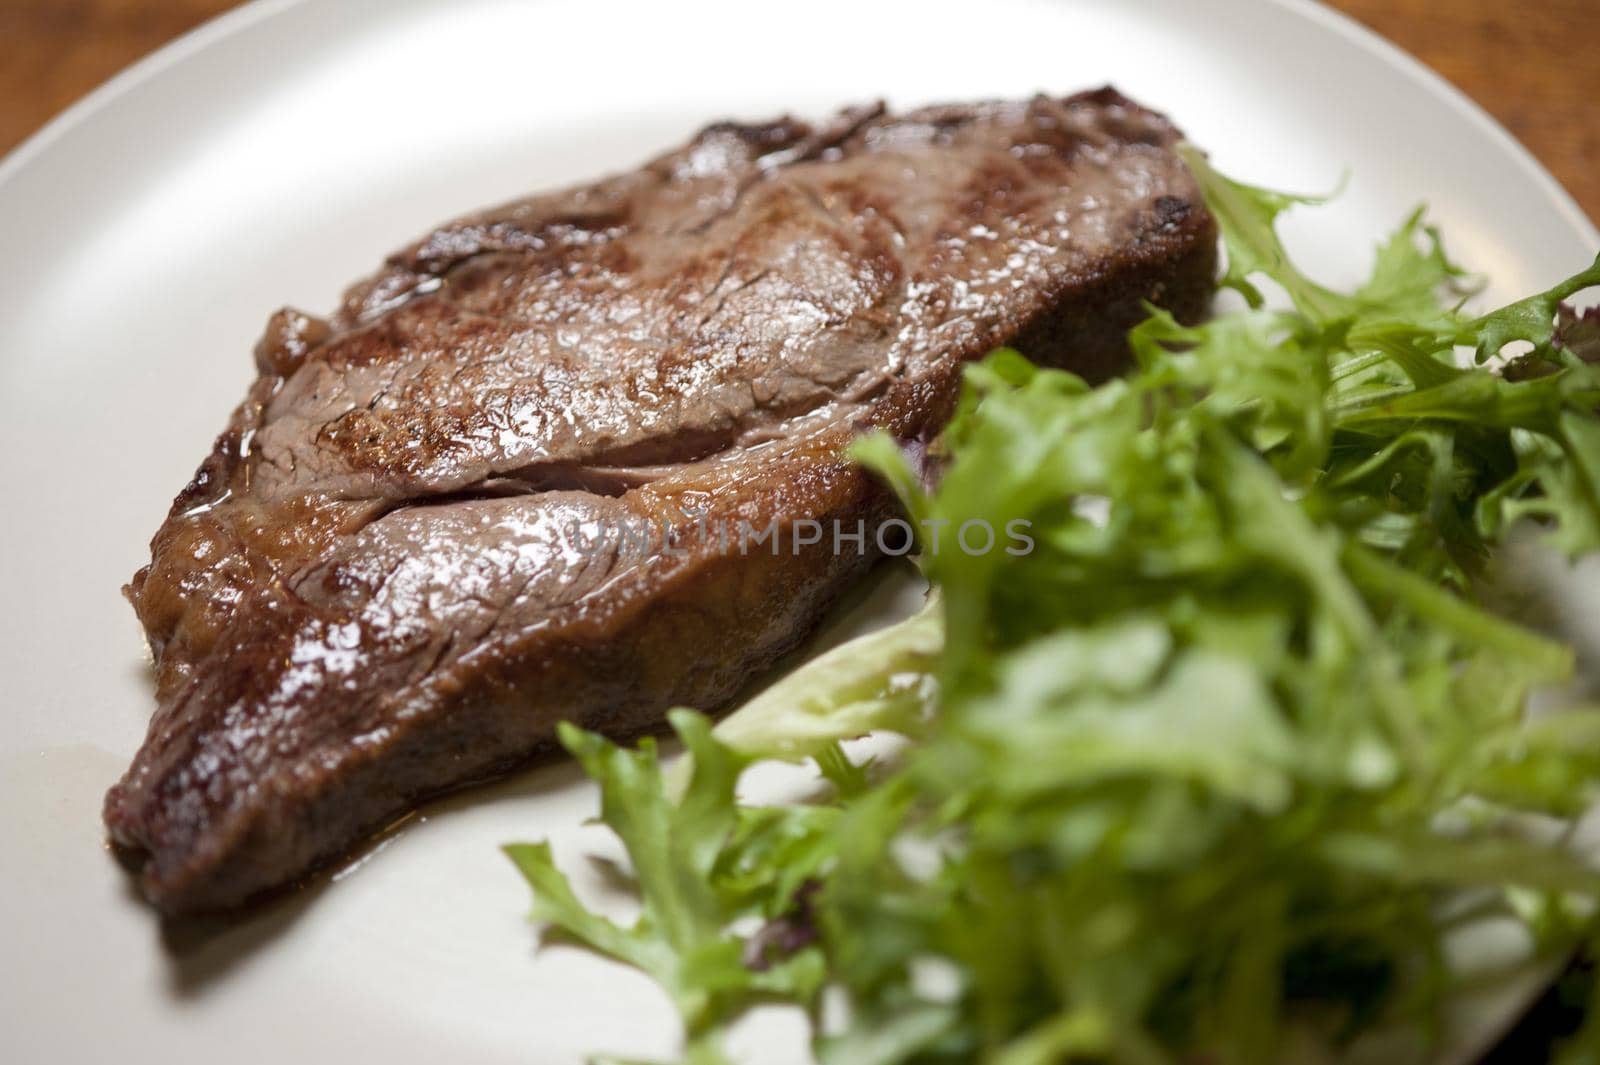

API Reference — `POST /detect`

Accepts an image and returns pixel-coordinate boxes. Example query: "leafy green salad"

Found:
[506,150,1600,1065]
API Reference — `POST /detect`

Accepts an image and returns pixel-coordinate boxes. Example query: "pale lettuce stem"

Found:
[1343,544,1572,678]
[664,595,944,799]
[1329,349,1391,384]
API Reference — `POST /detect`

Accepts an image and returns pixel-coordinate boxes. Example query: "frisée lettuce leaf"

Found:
[506,151,1600,1065]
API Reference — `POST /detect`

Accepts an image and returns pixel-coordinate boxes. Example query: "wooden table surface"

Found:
[1,0,1596,224]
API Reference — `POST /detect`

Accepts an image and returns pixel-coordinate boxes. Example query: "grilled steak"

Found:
[106,88,1217,914]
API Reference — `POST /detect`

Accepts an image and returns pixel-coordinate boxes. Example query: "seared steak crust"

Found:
[107,88,1217,913]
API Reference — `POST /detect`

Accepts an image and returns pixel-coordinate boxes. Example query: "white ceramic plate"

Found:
[1,1,1595,1062]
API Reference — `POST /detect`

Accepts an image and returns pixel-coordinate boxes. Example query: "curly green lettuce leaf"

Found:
[506,712,829,1061]
[507,155,1600,1065]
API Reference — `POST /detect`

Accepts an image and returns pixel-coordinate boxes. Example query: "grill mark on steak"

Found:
[108,88,1219,913]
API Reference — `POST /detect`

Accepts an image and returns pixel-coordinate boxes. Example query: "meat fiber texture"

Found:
[107,88,1218,914]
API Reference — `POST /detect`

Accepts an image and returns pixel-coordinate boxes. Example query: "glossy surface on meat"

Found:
[106,88,1217,913]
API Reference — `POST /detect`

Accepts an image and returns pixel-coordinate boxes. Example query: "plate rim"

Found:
[1,0,1595,247]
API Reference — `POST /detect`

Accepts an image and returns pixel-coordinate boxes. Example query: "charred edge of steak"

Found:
[108,88,1219,915]
[112,245,1215,917]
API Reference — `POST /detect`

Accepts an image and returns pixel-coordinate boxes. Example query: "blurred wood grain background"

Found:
[0,0,1594,217]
